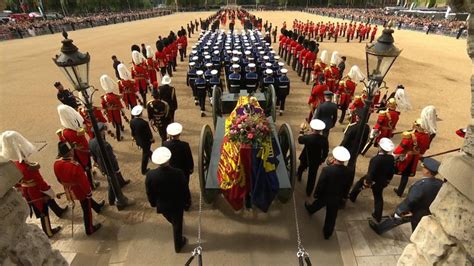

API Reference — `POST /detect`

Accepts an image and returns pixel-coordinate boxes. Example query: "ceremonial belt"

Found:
[123,89,135,94]
[279,85,288,88]
[246,84,257,87]
[135,76,146,80]
[230,84,240,87]
[107,107,121,111]
[20,180,37,188]
[381,126,393,130]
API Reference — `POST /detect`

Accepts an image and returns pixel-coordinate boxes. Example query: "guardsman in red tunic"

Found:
[307,74,328,122]
[312,50,327,84]
[372,99,400,142]
[370,25,378,43]
[145,46,158,85]
[57,104,98,189]
[54,141,104,236]
[131,50,149,104]
[319,24,326,42]
[118,63,140,109]
[100,74,125,141]
[78,105,107,140]
[297,39,309,76]
[288,32,298,65]
[337,65,365,124]
[177,30,187,62]
[1,131,68,238]
[279,29,288,56]
[284,30,293,62]
[348,95,365,123]
[393,120,431,196]
[292,36,305,70]
[334,23,340,42]
[302,41,317,85]
[324,51,341,92]
[163,37,174,77]
[155,40,168,77]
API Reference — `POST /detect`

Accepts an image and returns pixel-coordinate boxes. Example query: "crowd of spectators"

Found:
[0,9,173,41]
[304,7,467,38]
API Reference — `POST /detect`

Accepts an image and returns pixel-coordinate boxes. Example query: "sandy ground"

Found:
[0,11,470,265]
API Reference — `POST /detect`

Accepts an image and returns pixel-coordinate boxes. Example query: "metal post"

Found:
[81,90,129,210]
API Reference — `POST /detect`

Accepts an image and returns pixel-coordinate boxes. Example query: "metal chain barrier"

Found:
[185,191,203,266]
[293,193,311,266]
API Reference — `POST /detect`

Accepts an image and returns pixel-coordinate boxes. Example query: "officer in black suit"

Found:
[305,146,353,239]
[145,147,189,253]
[297,119,329,197]
[158,75,178,122]
[340,109,370,157]
[369,158,444,234]
[349,138,395,222]
[163,123,193,211]
[130,105,154,175]
[313,91,338,138]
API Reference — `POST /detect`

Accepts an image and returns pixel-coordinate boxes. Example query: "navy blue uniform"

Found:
[276,75,290,111]
[228,73,242,93]
[245,71,259,93]
[193,77,207,111]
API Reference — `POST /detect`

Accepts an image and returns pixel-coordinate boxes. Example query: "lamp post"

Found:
[347,26,401,169]
[52,30,130,210]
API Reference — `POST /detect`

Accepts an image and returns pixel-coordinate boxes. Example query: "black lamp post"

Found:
[347,26,401,168]
[53,30,130,210]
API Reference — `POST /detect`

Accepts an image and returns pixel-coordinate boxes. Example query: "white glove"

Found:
[42,187,55,198]
[394,213,401,219]
[370,129,377,138]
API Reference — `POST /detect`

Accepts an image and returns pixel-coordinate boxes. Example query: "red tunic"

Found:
[54,158,92,201]
[308,83,328,108]
[394,131,431,176]
[373,110,400,142]
[177,36,186,51]
[294,43,303,57]
[299,48,308,63]
[15,161,50,212]
[304,52,316,69]
[146,58,157,84]
[164,46,172,65]
[101,93,123,124]
[78,106,107,139]
[312,62,326,78]
[324,66,340,92]
[337,78,356,108]
[154,50,167,68]
[118,79,138,109]
[131,63,148,94]
[58,128,90,168]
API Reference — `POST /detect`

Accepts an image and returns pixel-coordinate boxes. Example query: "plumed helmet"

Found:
[146,45,154,59]
[394,87,412,112]
[57,104,84,131]
[297,35,304,44]
[118,63,132,80]
[319,50,328,63]
[420,105,438,134]
[0,130,37,162]
[100,74,117,93]
[132,50,145,65]
[330,51,341,66]
[347,65,365,81]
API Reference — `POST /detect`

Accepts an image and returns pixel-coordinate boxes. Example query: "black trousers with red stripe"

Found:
[80,198,102,234]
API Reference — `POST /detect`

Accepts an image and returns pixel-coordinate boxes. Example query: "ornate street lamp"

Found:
[348,26,401,168]
[53,30,130,210]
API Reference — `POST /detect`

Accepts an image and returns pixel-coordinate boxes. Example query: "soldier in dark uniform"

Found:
[369,158,444,234]
[145,147,189,253]
[194,70,208,117]
[130,105,154,175]
[211,50,221,70]
[208,69,222,93]
[261,68,275,92]
[187,61,198,106]
[228,64,242,93]
[55,82,79,109]
[158,75,178,122]
[297,119,329,197]
[313,91,338,138]
[276,68,290,116]
[163,123,193,211]
[305,146,353,239]
[146,90,170,143]
[349,138,395,222]
[340,109,370,157]
[245,63,259,93]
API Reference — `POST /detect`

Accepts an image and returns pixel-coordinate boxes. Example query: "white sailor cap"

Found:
[232,64,240,69]
[203,46,209,50]
[196,70,204,75]
[205,63,212,67]
[213,46,219,49]
[192,56,199,61]
[232,57,239,62]
[278,62,284,66]
[204,55,211,59]
[211,69,218,75]
[263,56,270,60]
[189,62,196,66]
[257,47,263,50]
[244,51,251,55]
[191,50,197,54]
[131,105,144,116]
[379,138,395,152]
[310,119,325,130]
[265,69,273,74]
[270,50,276,54]
[166,122,183,136]
[281,68,288,74]
[332,146,351,162]
[232,50,239,54]
[151,147,172,165]
[213,50,220,55]
[265,62,272,67]
[248,63,256,68]
[203,51,209,55]
[274,55,280,60]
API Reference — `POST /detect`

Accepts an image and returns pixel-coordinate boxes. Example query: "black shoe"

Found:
[201,112,206,117]
[368,220,381,235]
[349,194,356,203]
[58,205,69,218]
[323,233,331,240]
[176,237,188,253]
[49,226,62,238]
[97,200,106,213]
[393,188,402,197]
[184,202,191,212]
[86,223,102,235]
[304,203,313,215]
[142,168,150,175]
[109,200,115,206]
[339,198,347,209]
[121,179,131,187]
[371,213,381,223]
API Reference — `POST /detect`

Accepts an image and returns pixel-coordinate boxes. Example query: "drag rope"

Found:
[293,193,312,266]
[185,191,203,266]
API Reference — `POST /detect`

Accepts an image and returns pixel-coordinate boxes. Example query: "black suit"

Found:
[145,165,189,252]
[297,133,329,196]
[306,164,352,239]
[349,153,395,222]
[340,121,370,158]
[130,117,153,174]
[159,85,178,122]
[313,100,338,138]
[163,139,194,209]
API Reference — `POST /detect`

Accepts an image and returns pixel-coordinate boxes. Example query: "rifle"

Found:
[422,148,460,159]
[360,137,374,156]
